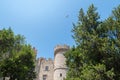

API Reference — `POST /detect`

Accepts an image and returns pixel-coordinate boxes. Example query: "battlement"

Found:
[33,47,37,56]
[37,57,53,62]
[54,45,69,56]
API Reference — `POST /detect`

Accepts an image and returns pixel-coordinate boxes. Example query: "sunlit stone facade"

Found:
[35,45,69,80]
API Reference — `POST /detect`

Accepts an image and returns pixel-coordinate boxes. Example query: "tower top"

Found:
[33,47,37,56]
[54,44,69,56]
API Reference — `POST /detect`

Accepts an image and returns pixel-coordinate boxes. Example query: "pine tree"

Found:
[65,4,120,80]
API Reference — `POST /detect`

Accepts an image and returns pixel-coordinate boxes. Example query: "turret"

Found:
[54,45,69,80]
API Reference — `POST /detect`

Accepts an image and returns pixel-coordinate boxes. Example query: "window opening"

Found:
[45,66,49,71]
[43,75,47,80]
[60,73,62,77]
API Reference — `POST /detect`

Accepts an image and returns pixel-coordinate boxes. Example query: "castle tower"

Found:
[54,45,69,80]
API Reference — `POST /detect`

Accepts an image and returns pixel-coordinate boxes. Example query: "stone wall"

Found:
[36,58,54,80]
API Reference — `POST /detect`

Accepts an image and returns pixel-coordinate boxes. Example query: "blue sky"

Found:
[0,0,120,59]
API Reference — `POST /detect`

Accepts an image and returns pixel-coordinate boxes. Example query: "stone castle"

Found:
[35,45,69,80]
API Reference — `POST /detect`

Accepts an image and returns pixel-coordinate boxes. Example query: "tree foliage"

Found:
[65,4,120,80]
[0,28,14,57]
[0,28,36,80]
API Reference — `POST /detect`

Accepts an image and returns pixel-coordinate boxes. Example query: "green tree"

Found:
[0,28,36,80]
[65,4,120,80]
[0,28,14,58]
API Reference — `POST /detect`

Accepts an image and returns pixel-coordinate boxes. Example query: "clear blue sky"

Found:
[0,0,120,59]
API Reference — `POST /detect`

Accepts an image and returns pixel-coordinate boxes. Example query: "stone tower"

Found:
[54,45,69,80]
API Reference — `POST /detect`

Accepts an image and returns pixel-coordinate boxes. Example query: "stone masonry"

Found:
[35,45,69,80]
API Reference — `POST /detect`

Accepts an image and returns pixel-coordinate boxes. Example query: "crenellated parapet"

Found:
[54,45,69,56]
[36,57,53,65]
